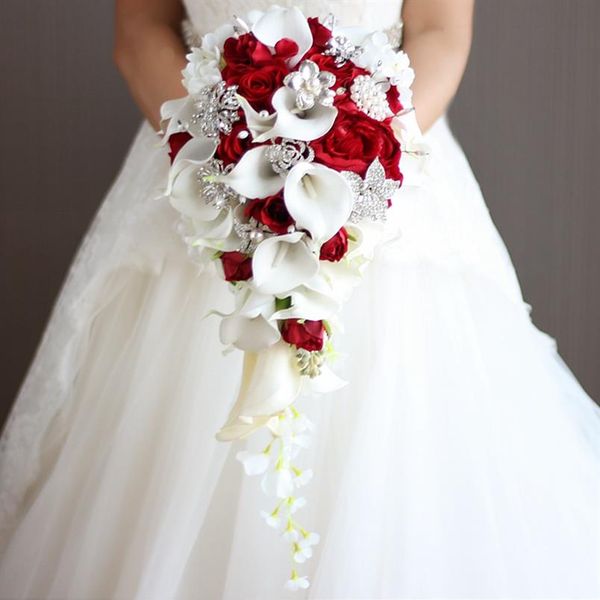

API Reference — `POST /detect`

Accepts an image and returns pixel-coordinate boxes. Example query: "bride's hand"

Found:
[114,0,188,131]
[402,0,475,133]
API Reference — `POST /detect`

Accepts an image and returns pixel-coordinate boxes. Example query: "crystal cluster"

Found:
[343,158,400,223]
[283,60,336,111]
[190,81,241,137]
[350,75,393,121]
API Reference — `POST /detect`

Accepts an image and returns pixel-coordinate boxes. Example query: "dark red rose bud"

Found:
[274,38,299,60]
[221,251,253,282]
[167,132,192,163]
[281,319,325,352]
[319,227,349,262]
[244,192,294,234]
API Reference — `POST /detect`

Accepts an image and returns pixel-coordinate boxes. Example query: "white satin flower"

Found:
[292,467,313,488]
[252,6,313,67]
[285,571,310,591]
[293,531,319,563]
[252,232,320,295]
[254,87,338,143]
[182,47,222,94]
[262,464,295,498]
[236,449,272,476]
[284,162,354,243]
[391,109,431,185]
[260,506,284,529]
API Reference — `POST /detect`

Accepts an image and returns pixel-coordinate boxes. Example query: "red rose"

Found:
[223,33,272,67]
[281,319,325,352]
[224,61,288,112]
[244,192,293,234]
[303,17,333,55]
[215,119,254,166]
[220,251,253,282]
[319,227,349,262]
[312,108,402,181]
[308,54,369,90]
[167,131,192,163]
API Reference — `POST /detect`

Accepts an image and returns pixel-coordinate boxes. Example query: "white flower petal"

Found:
[270,284,340,321]
[284,162,354,242]
[219,313,280,352]
[262,468,295,498]
[216,342,302,441]
[255,88,337,143]
[252,232,320,295]
[252,6,312,67]
[237,95,277,140]
[216,146,283,198]
[236,450,271,475]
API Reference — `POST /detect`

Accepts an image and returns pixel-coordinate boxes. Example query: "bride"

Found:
[1,0,599,598]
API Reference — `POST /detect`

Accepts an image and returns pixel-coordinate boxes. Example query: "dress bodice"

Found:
[183,0,404,36]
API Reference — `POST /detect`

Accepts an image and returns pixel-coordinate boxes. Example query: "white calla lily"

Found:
[252,6,312,67]
[255,88,337,143]
[271,283,340,321]
[216,146,284,198]
[216,342,302,441]
[190,209,241,252]
[168,136,217,175]
[252,232,319,295]
[237,95,277,140]
[284,162,354,243]
[219,313,280,352]
[218,285,280,351]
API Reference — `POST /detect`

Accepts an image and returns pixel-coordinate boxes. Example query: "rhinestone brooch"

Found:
[343,158,400,223]
[283,60,336,111]
[324,35,364,66]
[265,139,315,174]
[190,81,241,137]
[195,159,243,210]
[233,216,273,254]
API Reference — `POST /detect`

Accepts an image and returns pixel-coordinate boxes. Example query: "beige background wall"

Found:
[1,0,599,426]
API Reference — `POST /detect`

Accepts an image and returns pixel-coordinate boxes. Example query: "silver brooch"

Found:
[265,139,315,174]
[283,60,336,111]
[349,75,393,122]
[190,81,241,137]
[324,35,364,66]
[196,159,243,210]
[343,158,400,223]
[233,216,273,254]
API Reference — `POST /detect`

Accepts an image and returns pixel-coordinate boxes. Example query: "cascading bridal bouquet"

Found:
[160,5,422,591]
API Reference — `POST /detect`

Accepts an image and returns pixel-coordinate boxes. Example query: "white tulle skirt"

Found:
[1,116,599,599]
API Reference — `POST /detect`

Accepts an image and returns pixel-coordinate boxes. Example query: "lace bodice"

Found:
[183,0,404,37]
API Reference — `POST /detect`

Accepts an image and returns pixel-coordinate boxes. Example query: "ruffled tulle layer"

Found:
[1,117,599,598]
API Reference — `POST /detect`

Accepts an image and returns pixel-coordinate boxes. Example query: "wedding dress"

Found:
[1,0,599,598]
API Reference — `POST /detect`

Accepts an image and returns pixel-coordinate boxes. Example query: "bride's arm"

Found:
[114,0,187,130]
[401,0,475,133]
